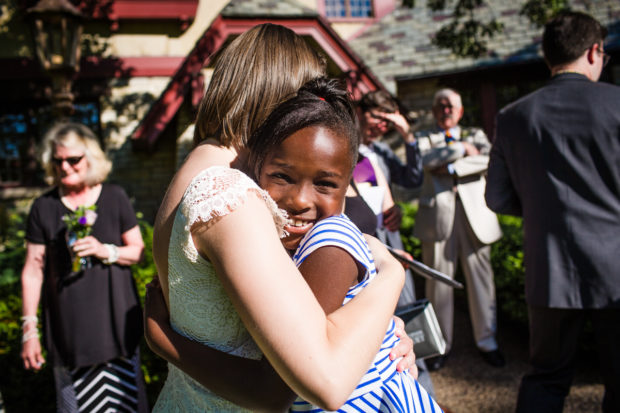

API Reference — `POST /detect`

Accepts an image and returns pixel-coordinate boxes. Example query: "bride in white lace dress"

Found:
[148,24,409,411]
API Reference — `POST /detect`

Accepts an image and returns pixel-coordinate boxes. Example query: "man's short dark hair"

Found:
[542,11,607,67]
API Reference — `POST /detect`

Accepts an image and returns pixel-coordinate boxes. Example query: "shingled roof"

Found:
[349,0,620,93]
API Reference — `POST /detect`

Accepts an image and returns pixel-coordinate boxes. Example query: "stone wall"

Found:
[100,76,176,222]
[108,133,177,223]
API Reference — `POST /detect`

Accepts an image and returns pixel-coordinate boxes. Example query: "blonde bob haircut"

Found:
[40,122,112,186]
[193,23,327,149]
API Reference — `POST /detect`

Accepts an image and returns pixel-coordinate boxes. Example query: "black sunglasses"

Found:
[52,155,84,166]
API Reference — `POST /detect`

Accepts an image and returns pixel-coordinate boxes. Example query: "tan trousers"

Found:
[423,198,498,353]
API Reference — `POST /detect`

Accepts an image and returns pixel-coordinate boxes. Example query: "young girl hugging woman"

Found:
[248,77,441,412]
[148,23,413,412]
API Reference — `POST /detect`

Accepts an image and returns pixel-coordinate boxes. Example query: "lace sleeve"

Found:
[179,166,288,237]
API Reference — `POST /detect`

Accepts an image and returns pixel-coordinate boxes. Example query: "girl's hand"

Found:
[72,235,105,259]
[144,276,169,324]
[390,316,418,377]
[382,204,402,232]
[391,248,414,270]
[143,275,174,357]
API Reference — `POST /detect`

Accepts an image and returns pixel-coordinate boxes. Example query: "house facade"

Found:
[0,0,394,222]
[1,0,618,225]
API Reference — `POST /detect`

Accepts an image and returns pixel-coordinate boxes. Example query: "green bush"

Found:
[0,207,166,411]
[399,202,422,262]
[491,215,527,325]
[132,213,168,405]
[0,208,27,356]
[399,203,528,327]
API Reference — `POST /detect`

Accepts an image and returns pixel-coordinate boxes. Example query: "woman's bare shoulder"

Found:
[157,144,235,223]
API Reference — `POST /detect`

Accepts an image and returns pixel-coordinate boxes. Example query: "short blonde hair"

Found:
[40,122,112,186]
[194,23,327,149]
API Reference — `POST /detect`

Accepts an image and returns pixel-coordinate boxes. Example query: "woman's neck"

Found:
[59,183,101,210]
[198,139,250,174]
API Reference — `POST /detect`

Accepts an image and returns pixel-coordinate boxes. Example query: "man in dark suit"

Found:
[485,11,620,413]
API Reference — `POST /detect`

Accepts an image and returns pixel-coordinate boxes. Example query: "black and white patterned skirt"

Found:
[53,352,148,413]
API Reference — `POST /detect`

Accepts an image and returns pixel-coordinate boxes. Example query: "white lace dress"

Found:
[153,166,287,412]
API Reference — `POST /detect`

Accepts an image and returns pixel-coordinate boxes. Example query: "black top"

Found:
[26,183,143,368]
[345,180,377,236]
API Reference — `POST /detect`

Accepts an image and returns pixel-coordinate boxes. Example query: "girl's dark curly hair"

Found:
[247,77,359,180]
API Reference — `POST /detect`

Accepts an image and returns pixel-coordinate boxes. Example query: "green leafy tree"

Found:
[520,0,571,27]
[431,0,504,58]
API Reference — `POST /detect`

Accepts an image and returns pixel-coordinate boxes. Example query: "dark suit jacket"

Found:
[485,73,620,309]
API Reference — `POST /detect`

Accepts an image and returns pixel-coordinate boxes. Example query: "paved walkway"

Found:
[427,295,604,412]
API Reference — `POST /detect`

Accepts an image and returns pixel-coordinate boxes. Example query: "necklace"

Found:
[59,184,102,211]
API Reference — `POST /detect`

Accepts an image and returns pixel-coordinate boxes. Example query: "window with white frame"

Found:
[325,0,373,18]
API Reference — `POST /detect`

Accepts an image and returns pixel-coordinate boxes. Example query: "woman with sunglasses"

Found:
[20,122,148,412]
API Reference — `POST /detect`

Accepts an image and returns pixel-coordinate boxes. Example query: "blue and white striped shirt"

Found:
[290,214,442,413]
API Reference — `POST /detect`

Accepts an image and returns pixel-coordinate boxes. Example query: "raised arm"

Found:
[372,112,423,189]
[194,193,404,410]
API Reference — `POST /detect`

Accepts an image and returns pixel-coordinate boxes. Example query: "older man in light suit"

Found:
[414,89,503,370]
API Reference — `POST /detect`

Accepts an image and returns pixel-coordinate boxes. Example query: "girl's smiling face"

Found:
[259,126,353,251]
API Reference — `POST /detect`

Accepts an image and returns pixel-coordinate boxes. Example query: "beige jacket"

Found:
[413,126,502,244]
